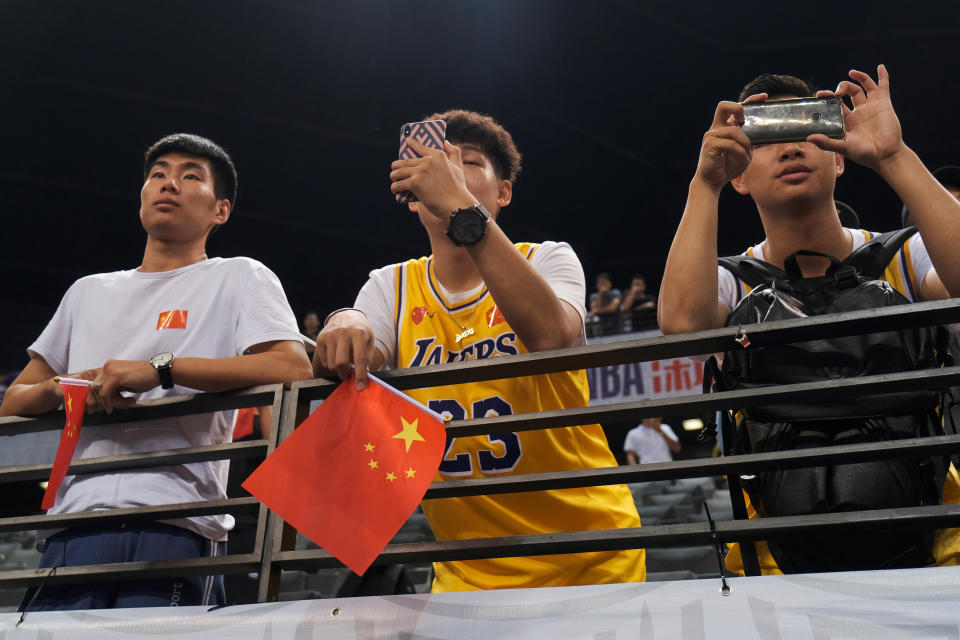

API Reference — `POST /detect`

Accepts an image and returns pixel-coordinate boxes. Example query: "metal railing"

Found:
[4,298,960,601]
[0,384,284,590]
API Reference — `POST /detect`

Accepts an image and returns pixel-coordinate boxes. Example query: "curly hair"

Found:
[424,109,522,185]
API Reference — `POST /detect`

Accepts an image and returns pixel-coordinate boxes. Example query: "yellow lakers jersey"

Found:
[391,242,645,591]
[725,230,960,575]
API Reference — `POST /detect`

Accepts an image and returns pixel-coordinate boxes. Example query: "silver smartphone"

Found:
[741,97,845,144]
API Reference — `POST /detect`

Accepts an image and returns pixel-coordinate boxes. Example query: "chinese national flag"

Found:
[157,309,188,330]
[42,380,90,510]
[243,374,445,575]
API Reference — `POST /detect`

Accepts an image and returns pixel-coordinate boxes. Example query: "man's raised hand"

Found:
[693,98,759,192]
[809,65,906,172]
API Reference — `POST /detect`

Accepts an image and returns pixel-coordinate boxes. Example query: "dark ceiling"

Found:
[2,0,959,370]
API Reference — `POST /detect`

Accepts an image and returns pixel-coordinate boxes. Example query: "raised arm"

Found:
[391,138,583,352]
[593,292,621,315]
[810,65,960,299]
[622,284,653,313]
[659,101,754,334]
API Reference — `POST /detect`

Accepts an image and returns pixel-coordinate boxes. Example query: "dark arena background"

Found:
[2,1,960,636]
[3,1,959,370]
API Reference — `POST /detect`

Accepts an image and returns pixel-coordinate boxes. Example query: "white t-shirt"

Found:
[355,241,587,368]
[29,257,302,541]
[623,423,679,464]
[718,229,934,313]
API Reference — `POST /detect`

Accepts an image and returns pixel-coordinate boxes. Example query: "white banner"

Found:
[5,565,960,639]
[587,330,705,405]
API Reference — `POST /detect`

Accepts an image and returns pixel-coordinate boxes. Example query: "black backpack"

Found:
[710,227,949,574]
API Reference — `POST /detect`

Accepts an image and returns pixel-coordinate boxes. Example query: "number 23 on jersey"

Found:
[429,396,523,476]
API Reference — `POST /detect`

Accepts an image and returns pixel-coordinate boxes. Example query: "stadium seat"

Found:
[635,504,675,520]
[649,493,694,507]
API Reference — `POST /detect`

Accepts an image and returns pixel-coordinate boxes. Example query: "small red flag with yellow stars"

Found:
[42,378,91,510]
[243,373,445,575]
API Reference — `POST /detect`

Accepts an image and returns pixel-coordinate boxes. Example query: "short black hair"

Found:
[144,133,238,208]
[424,109,522,185]
[738,74,817,102]
[597,272,612,282]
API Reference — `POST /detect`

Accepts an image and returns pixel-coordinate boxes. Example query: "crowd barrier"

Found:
[4,298,960,603]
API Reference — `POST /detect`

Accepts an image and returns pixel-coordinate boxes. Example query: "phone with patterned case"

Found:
[396,119,447,204]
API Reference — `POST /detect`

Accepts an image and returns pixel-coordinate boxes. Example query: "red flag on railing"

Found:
[42,378,91,510]
[243,374,445,575]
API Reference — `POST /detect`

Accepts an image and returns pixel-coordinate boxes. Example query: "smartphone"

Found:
[741,97,844,144]
[396,119,447,204]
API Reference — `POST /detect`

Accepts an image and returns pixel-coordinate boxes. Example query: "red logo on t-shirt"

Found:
[411,306,428,325]
[157,309,188,330]
[486,306,505,328]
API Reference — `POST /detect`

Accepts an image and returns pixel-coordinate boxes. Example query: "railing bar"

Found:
[438,367,960,436]
[0,554,261,589]
[272,504,960,569]
[0,384,282,435]
[0,498,261,532]
[291,300,960,397]
[423,434,960,498]
[5,302,960,430]
[0,441,269,483]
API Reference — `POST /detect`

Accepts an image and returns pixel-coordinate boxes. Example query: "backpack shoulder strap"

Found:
[718,255,788,290]
[844,226,917,279]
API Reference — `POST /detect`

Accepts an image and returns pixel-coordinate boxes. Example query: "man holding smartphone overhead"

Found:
[314,109,645,591]
[659,65,960,574]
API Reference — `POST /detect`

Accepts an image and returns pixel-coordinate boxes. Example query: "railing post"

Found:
[257,380,317,602]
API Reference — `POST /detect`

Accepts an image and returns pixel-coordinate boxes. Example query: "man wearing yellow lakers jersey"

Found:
[314,109,644,591]
[660,66,960,574]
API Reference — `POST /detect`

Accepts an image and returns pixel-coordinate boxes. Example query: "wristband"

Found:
[323,307,367,327]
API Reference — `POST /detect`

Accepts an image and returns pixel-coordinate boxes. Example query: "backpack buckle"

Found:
[734,328,751,348]
[834,267,859,290]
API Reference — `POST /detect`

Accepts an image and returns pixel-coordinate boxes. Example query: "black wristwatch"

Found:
[149,352,175,390]
[446,203,491,247]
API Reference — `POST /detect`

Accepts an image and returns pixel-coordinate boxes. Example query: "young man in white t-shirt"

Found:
[0,133,313,610]
[624,417,681,465]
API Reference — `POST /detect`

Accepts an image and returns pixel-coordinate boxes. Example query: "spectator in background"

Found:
[620,274,658,331]
[587,273,621,336]
[624,417,681,464]
[302,310,321,340]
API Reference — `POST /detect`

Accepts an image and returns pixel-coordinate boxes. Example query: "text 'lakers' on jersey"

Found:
[392,242,645,591]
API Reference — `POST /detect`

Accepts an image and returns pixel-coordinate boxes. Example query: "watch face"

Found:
[151,352,173,368]
[449,206,488,245]
[461,215,484,236]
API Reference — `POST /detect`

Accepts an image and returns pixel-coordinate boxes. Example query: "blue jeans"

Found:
[20,522,227,611]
